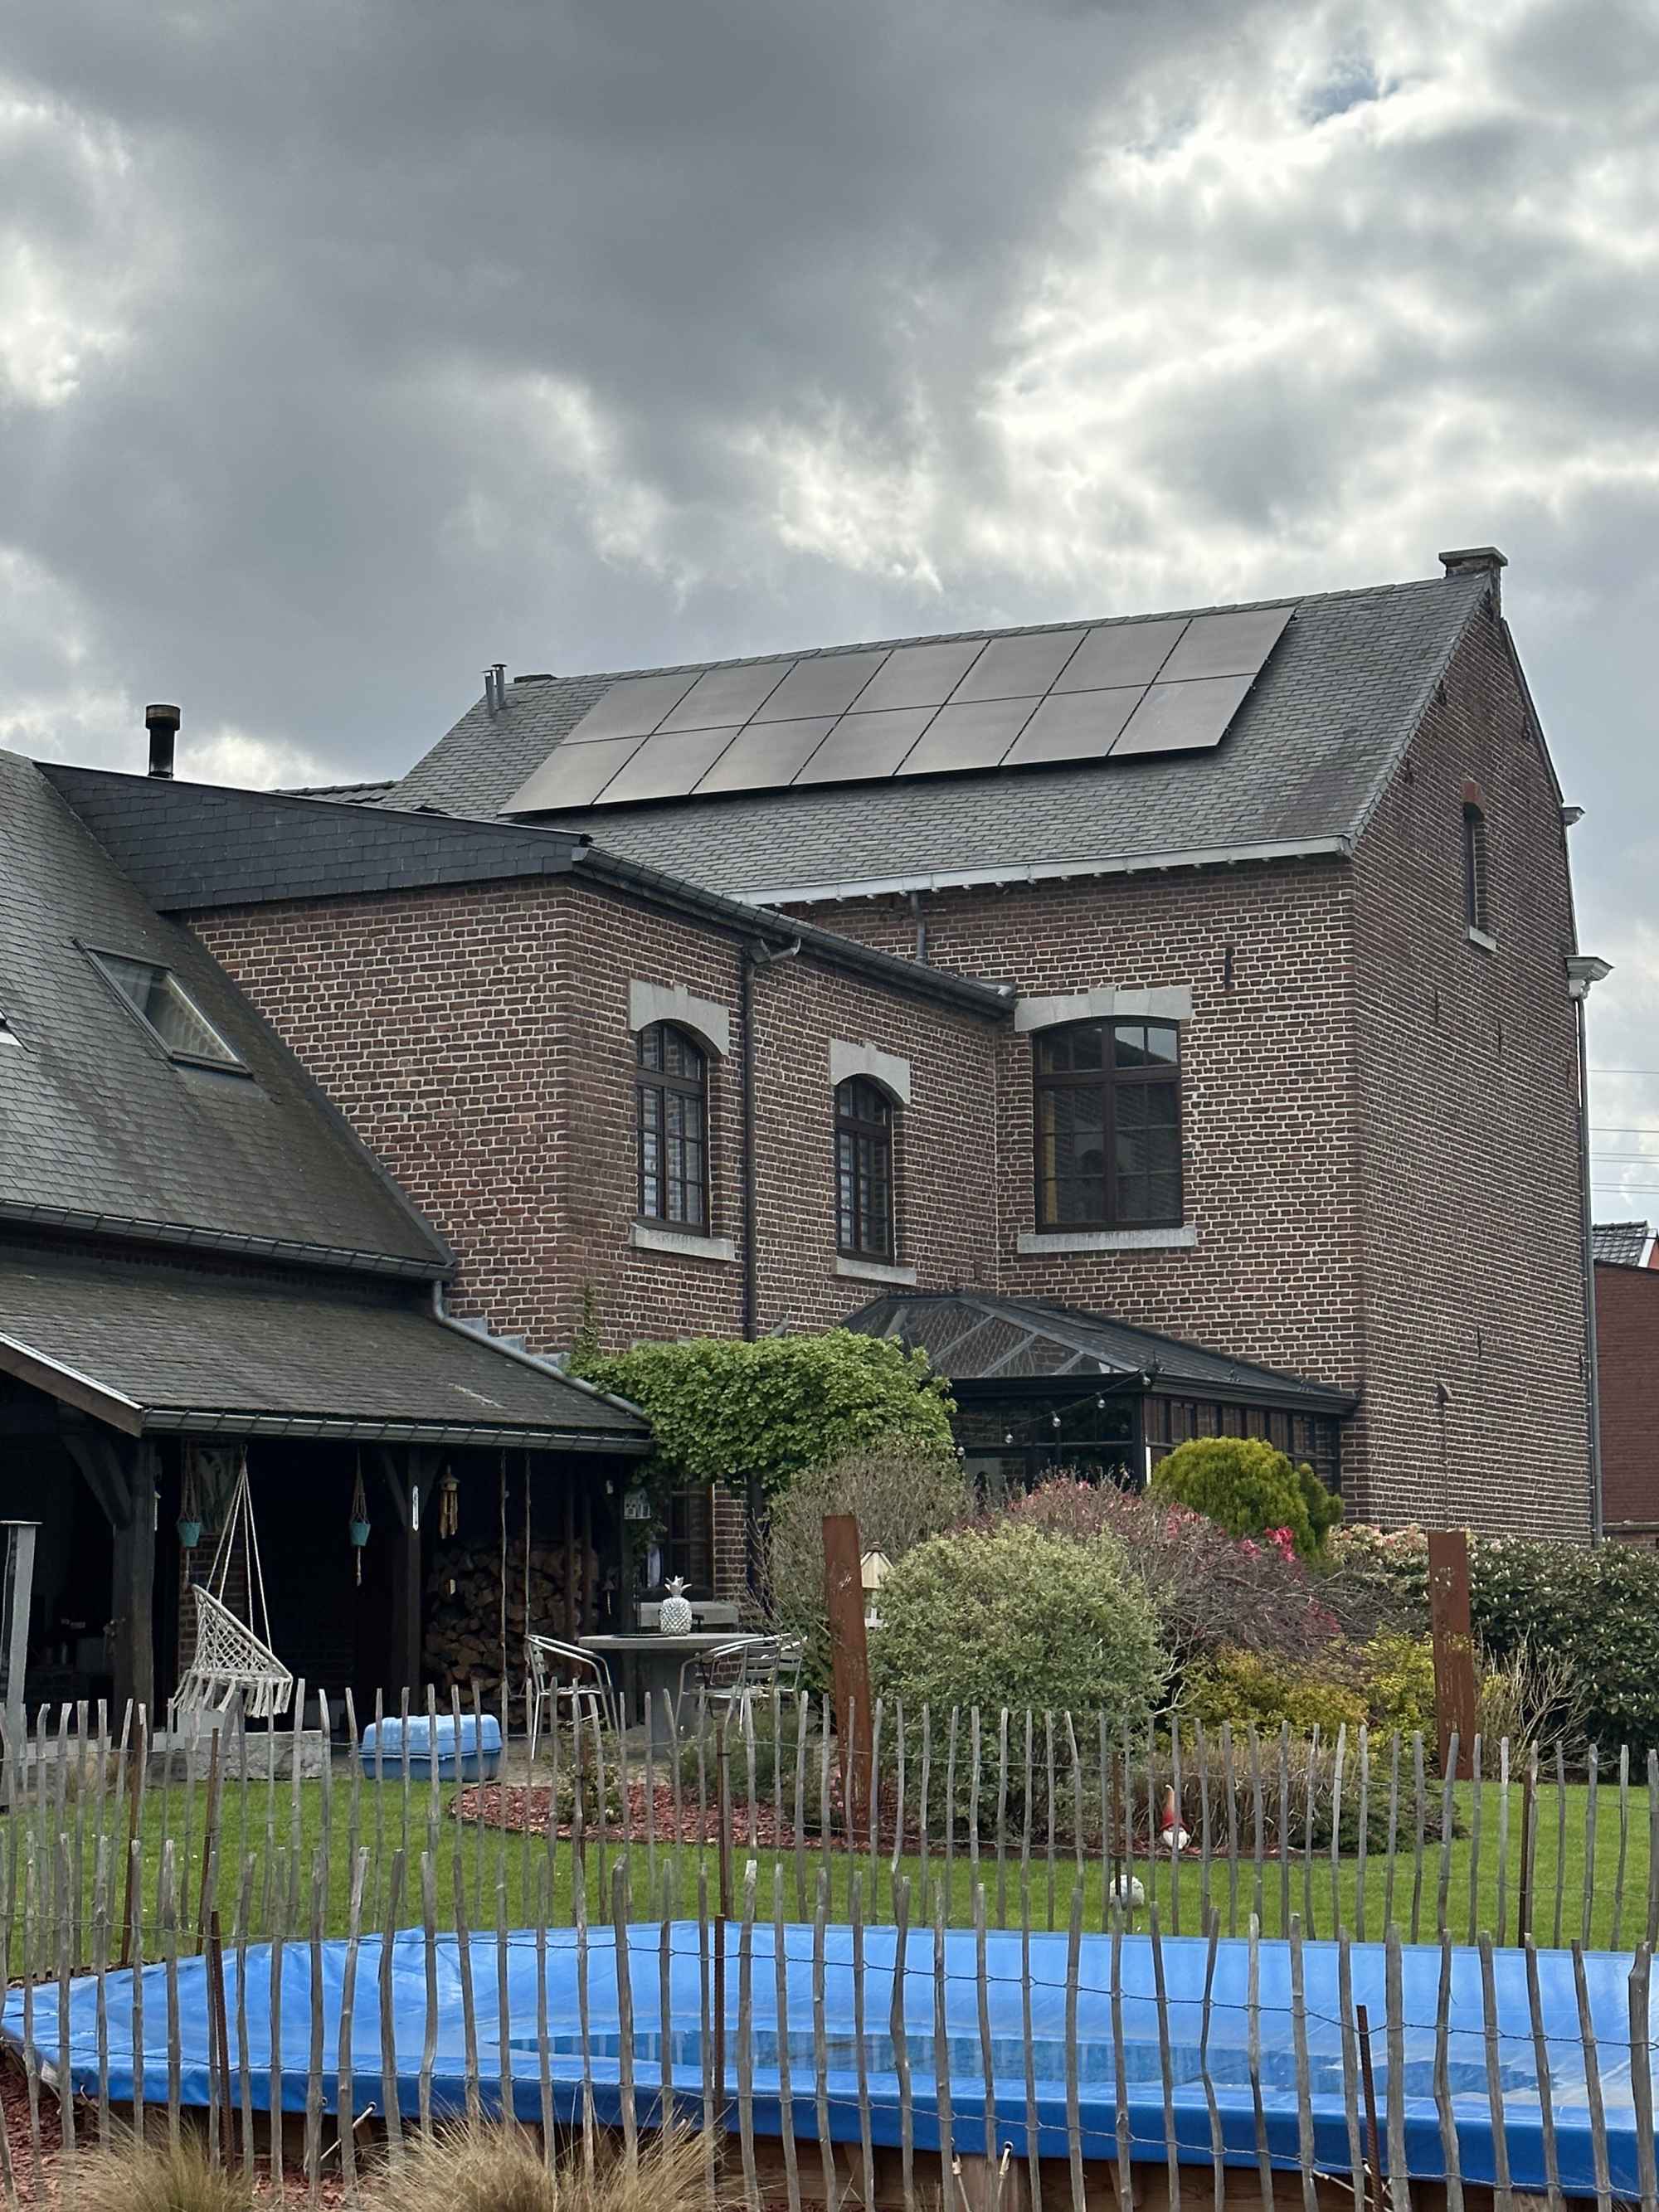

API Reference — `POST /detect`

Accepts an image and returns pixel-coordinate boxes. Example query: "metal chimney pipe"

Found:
[145,703,180,780]
[493,662,507,711]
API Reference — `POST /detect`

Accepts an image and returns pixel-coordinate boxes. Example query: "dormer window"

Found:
[85,949,246,1072]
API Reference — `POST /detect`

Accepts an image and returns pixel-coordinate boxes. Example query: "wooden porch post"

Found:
[61,1423,156,1719]
[377,1445,437,1701]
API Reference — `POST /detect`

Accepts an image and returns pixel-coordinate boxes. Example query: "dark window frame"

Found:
[1031,1017,1183,1232]
[81,942,247,1074]
[1463,802,1491,935]
[834,1076,896,1260]
[635,1021,711,1230]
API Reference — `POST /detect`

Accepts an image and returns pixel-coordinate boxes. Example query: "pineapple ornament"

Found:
[657,1576,693,1636]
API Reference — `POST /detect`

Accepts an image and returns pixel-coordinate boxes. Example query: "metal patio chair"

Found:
[676,1634,805,1732]
[524,1635,620,1760]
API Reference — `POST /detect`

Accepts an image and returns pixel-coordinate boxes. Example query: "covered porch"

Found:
[0,1241,650,1719]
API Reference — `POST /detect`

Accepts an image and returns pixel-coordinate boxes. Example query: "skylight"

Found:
[86,950,245,1072]
[0,1011,18,1048]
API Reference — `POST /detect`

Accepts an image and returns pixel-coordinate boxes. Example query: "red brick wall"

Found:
[1597,1261,1659,1534]
[1346,596,1589,1535]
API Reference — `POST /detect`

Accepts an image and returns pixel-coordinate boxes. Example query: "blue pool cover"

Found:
[5,1926,1655,2197]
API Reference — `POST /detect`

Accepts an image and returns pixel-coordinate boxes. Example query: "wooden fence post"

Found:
[1428,1529,1477,1782]
[822,1514,873,1845]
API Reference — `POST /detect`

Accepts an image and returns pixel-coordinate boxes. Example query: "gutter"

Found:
[0,1201,448,1282]
[575,848,1012,1019]
[723,835,1354,911]
[141,1408,649,1452]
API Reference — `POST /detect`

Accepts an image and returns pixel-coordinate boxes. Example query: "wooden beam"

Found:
[375,1445,437,1701]
[61,1428,157,1720]
[1428,1527,1477,1781]
[0,1333,144,1434]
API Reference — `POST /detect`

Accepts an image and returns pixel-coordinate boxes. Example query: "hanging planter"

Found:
[350,1457,370,1587]
[178,1453,203,1550]
[177,1516,202,1551]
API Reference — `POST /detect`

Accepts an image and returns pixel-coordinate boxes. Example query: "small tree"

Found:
[1150,1436,1340,1560]
[571,1329,956,1501]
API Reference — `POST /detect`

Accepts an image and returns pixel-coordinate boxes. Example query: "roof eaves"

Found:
[574,848,1014,1020]
[727,836,1354,909]
[0,1202,449,1281]
[140,1407,651,1451]
[0,1326,148,1433]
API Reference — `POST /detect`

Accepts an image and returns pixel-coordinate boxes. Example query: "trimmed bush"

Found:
[1180,1646,1368,1737]
[1469,1538,1659,1754]
[866,1523,1170,1724]
[1151,1437,1341,1559]
[572,1329,955,1501]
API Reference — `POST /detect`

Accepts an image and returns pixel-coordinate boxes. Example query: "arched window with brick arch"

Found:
[635,1022,709,1228]
[834,1076,895,1259]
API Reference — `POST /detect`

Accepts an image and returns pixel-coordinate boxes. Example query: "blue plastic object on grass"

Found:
[358,1711,501,1781]
[4,1926,1657,2195]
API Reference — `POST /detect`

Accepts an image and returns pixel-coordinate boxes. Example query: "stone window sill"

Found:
[1467,925,1497,952]
[630,1222,737,1263]
[1016,1224,1197,1255]
[834,1254,919,1286]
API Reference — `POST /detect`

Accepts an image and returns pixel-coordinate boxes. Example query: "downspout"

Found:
[739,935,800,1598]
[1567,955,1613,1541]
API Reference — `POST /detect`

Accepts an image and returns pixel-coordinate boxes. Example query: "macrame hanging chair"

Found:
[174,1455,294,1720]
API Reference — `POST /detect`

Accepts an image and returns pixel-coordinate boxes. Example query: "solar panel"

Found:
[1003,686,1146,766]
[949,629,1086,702]
[693,718,837,795]
[850,638,987,712]
[503,735,645,812]
[1052,618,1187,693]
[561,671,698,742]
[1111,672,1255,757]
[898,696,1036,776]
[1157,605,1293,682]
[596,726,741,805]
[655,661,790,732]
[504,600,1295,810]
[752,649,889,723]
[793,707,933,785]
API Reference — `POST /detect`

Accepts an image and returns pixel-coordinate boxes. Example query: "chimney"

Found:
[1439,545,1508,610]
[144,703,180,780]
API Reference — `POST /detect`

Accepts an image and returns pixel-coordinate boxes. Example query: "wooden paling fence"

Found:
[0,1691,1657,2206]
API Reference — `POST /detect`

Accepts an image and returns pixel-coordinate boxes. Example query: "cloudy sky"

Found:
[5,0,1658,1205]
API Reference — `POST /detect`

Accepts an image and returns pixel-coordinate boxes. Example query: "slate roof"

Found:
[282,780,397,805]
[1593,1222,1654,1268]
[387,570,1490,902]
[842,1290,1355,1411]
[43,770,1012,1020]
[0,1242,647,1449]
[0,748,449,1276]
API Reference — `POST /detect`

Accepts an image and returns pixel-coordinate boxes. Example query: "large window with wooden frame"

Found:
[635,1023,709,1228]
[834,1077,895,1259]
[1033,1018,1182,1230]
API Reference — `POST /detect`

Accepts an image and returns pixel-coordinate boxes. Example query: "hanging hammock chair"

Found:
[174,1458,294,1720]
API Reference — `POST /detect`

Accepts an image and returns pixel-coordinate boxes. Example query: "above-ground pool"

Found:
[5,1925,1655,2198]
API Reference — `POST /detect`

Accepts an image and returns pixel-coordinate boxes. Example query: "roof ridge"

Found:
[513,571,1457,692]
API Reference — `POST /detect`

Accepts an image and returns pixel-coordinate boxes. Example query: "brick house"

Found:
[11,542,1603,1673]
[1593,1223,1659,1544]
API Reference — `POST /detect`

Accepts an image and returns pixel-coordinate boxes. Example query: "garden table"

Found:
[579,1630,763,1753]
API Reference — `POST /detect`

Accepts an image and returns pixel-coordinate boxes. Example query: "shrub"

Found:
[866,1523,1170,1724]
[1151,1437,1341,1559]
[571,1330,955,1500]
[393,2118,708,2212]
[766,1441,974,1688]
[1362,1631,1437,1735]
[1180,1646,1368,1738]
[1316,1524,1430,1639]
[995,1477,1346,1670]
[1466,1537,1659,1753]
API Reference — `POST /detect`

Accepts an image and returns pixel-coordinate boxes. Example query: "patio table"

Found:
[579,1630,762,1753]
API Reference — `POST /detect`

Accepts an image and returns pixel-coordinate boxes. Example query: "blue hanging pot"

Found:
[177,1517,202,1550]
[349,1518,371,1548]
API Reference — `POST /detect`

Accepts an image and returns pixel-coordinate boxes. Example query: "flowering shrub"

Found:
[991,1479,1344,1670]
[1150,1437,1342,1559]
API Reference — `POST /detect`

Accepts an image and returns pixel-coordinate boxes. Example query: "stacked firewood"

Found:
[422,1534,597,1695]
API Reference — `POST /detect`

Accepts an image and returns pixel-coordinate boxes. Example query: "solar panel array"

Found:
[502,604,1295,814]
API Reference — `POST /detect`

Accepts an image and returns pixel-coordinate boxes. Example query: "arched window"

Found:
[834,1077,894,1259]
[1462,801,1490,935]
[636,1023,708,1228]
[1034,1018,1181,1229]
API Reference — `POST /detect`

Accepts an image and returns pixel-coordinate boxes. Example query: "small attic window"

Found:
[0,1009,19,1048]
[85,949,246,1072]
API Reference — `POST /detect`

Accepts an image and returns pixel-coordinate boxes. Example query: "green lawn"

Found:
[5,1766,1651,1969]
